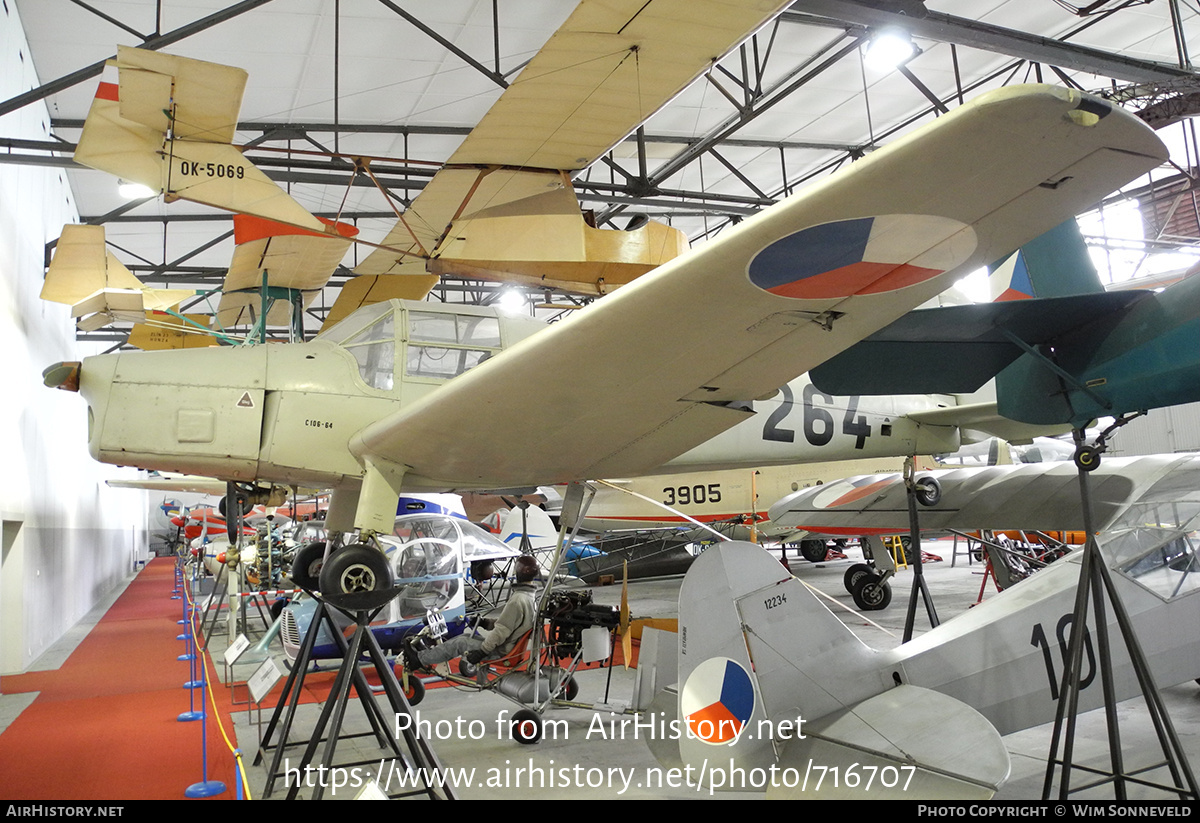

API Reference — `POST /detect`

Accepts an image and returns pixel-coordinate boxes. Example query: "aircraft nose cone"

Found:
[43,361,81,391]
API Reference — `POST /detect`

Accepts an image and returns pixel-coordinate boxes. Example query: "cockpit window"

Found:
[406,311,500,380]
[342,313,394,391]
[1113,526,1200,601]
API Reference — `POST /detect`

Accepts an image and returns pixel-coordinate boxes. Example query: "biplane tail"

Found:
[673,542,1009,798]
[74,46,325,233]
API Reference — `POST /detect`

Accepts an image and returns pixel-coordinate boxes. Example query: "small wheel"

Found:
[852,574,892,611]
[510,709,542,744]
[218,491,251,518]
[1075,446,1101,472]
[843,563,872,594]
[562,675,579,701]
[799,539,827,563]
[400,673,425,706]
[458,657,479,678]
[319,543,394,610]
[290,541,326,590]
[914,476,941,507]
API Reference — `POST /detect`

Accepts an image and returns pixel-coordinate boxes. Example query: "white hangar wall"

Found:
[0,2,149,674]
[1107,402,1200,458]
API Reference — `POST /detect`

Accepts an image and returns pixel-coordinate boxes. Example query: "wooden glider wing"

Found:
[347,85,1167,490]
[217,215,358,327]
[351,0,789,293]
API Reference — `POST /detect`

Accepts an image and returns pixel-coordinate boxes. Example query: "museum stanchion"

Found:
[178,575,205,715]
[1041,430,1199,801]
[255,590,455,800]
[177,566,230,798]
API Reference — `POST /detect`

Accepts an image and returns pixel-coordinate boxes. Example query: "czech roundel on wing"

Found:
[682,657,756,745]
[747,215,974,299]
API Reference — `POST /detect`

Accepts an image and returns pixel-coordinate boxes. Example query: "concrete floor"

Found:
[212,538,1200,801]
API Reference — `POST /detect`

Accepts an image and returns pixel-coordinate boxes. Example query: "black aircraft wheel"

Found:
[914,476,942,507]
[1074,446,1101,473]
[269,597,289,622]
[400,673,426,707]
[843,563,873,595]
[799,539,828,563]
[218,491,252,519]
[510,709,543,745]
[562,675,579,702]
[852,574,893,611]
[290,541,326,591]
[457,658,479,678]
[319,543,395,610]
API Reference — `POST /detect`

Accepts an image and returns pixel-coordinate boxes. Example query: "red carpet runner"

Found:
[0,558,238,800]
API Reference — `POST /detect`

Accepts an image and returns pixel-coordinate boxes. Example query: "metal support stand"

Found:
[902,457,940,643]
[255,593,455,800]
[1042,429,1199,801]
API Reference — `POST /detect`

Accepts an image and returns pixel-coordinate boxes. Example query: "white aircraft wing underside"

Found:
[349,86,1166,490]
[768,454,1200,535]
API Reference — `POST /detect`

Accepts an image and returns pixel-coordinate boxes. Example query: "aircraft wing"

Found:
[348,85,1166,491]
[767,454,1200,535]
[352,0,790,283]
[216,215,358,327]
[809,291,1149,396]
[905,401,1070,444]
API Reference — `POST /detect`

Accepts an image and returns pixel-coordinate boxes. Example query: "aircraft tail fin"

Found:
[988,218,1103,301]
[675,543,1009,797]
[75,47,326,233]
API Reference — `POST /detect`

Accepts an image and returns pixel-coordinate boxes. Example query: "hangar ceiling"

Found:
[6,0,1200,346]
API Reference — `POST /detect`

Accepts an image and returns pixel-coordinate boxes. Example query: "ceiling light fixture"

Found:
[117,179,155,200]
[865,27,917,72]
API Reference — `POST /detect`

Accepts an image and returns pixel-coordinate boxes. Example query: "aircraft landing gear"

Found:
[290,541,327,590]
[510,709,543,745]
[799,539,827,562]
[319,542,395,610]
[851,572,893,610]
[1072,411,1146,472]
[844,563,873,593]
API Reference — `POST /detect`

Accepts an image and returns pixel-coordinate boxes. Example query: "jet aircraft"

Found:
[657,454,1200,798]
